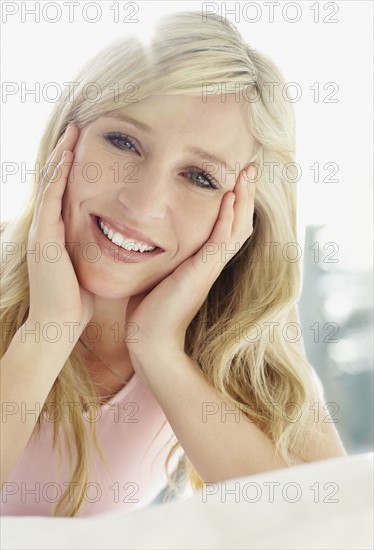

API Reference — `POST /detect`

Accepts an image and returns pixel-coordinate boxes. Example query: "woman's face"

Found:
[61,94,254,298]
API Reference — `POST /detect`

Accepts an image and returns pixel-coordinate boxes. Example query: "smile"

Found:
[97,217,156,253]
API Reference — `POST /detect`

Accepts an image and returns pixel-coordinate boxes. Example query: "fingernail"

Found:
[243,165,252,183]
[247,165,256,181]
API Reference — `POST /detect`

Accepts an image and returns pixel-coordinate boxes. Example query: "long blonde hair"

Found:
[1,11,323,516]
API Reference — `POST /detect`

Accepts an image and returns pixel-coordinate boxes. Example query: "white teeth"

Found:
[98,219,156,252]
[111,231,125,247]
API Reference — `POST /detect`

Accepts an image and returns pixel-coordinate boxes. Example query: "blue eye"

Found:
[103,131,219,190]
[104,132,137,152]
[183,169,218,189]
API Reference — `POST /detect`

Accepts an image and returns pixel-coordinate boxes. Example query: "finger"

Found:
[38,149,73,230]
[42,128,69,175]
[35,125,77,207]
[42,124,77,174]
[202,165,256,269]
[188,192,235,278]
[208,191,235,245]
[33,124,78,225]
[174,168,253,287]
[231,165,256,241]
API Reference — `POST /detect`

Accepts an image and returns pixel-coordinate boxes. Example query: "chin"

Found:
[74,263,164,300]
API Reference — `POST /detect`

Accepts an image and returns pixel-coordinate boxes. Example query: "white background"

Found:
[1,0,373,271]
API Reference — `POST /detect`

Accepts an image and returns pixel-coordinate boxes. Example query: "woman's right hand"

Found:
[26,124,95,338]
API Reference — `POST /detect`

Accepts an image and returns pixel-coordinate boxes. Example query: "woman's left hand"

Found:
[126,164,257,361]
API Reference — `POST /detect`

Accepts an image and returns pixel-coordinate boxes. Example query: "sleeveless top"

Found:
[1,372,182,517]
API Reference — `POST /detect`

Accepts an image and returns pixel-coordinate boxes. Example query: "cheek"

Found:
[65,149,107,203]
[68,152,97,186]
[61,170,83,221]
[177,200,220,256]
[61,155,98,231]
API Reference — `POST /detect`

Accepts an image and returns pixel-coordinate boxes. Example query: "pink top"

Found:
[1,373,182,517]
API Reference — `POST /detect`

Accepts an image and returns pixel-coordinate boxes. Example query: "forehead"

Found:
[113,94,251,133]
[104,94,254,167]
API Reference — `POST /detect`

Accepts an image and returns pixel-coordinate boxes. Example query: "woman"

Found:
[0,11,346,517]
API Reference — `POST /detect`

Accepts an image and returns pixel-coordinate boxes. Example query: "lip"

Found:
[92,212,162,249]
[89,214,164,263]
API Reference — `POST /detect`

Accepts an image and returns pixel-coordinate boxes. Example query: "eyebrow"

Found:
[104,113,237,174]
[108,113,152,134]
[185,147,236,174]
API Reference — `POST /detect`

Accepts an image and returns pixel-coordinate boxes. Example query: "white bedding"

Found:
[1,453,373,550]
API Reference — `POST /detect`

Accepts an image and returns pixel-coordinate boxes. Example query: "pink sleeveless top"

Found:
[1,373,181,517]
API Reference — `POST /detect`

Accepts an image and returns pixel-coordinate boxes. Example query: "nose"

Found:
[117,161,171,221]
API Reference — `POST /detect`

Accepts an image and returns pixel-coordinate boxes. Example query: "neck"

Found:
[78,293,145,361]
[76,295,142,398]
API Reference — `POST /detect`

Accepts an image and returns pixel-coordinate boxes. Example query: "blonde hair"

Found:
[1,11,323,516]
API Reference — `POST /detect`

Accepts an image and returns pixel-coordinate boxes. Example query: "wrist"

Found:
[20,318,82,349]
[128,341,186,368]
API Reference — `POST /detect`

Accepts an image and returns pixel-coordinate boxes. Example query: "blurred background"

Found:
[299,225,373,453]
[1,1,373,456]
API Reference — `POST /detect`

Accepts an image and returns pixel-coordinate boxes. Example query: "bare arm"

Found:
[0,322,76,485]
[131,349,296,483]
[129,304,345,484]
[124,162,345,482]
[1,124,94,486]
